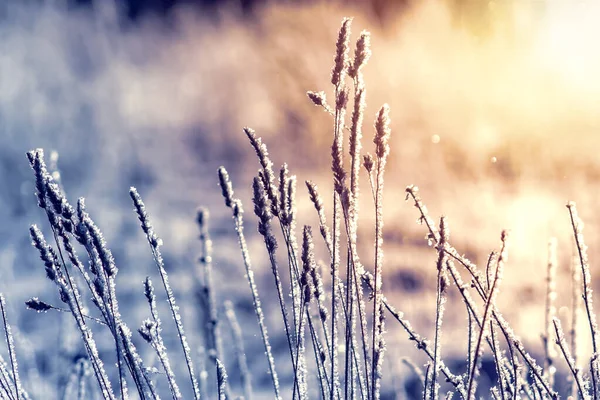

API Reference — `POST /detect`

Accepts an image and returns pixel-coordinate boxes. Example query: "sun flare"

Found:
[534,0,600,91]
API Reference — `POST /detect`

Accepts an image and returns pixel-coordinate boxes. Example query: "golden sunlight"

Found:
[534,0,600,91]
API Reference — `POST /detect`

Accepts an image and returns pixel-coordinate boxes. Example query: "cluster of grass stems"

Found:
[0,17,597,400]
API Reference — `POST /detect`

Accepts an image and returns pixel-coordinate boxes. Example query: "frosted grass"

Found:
[7,15,600,400]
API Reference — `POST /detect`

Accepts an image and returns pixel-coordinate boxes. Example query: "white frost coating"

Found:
[230,199,282,400]
[130,187,200,400]
[0,294,25,400]
[142,278,182,400]
[216,359,228,400]
[553,317,590,400]
[567,202,599,356]
[30,225,116,400]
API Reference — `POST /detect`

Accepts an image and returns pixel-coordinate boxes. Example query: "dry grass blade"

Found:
[130,187,200,400]
[467,231,508,400]
[553,318,589,400]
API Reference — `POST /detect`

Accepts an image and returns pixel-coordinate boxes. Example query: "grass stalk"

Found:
[140,277,182,400]
[553,318,589,400]
[130,187,200,400]
[0,295,23,400]
[466,231,508,400]
[543,238,558,389]
[371,103,391,400]
[224,301,253,400]
[431,217,449,400]
[218,167,281,400]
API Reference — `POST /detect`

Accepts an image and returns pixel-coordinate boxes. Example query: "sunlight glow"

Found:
[534,0,600,90]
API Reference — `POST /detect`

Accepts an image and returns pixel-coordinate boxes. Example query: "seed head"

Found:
[331,18,353,87]
[374,104,391,161]
[349,31,371,78]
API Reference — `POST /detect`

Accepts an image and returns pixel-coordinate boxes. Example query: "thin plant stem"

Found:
[218,167,281,400]
[130,188,200,400]
[553,318,589,400]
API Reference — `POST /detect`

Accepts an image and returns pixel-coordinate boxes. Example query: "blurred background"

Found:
[1,0,600,397]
